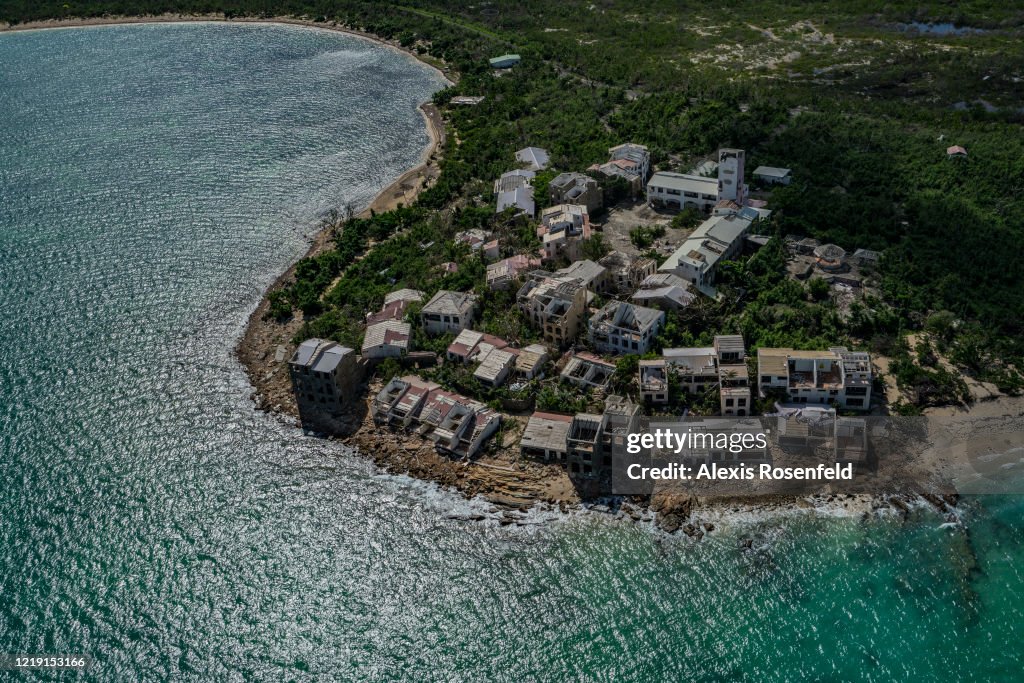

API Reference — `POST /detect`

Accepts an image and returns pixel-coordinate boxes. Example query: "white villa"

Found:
[757,347,872,411]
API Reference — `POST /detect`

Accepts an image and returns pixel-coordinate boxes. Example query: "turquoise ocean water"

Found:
[1,22,1022,681]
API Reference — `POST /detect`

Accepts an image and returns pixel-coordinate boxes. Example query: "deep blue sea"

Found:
[1,22,1022,682]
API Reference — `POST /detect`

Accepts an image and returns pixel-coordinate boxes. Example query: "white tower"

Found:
[717,148,746,204]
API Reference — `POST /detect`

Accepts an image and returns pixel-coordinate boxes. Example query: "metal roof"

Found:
[422,290,477,316]
[515,146,550,170]
[752,165,792,178]
[647,171,718,194]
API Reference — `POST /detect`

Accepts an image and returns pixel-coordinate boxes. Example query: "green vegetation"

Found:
[628,225,665,249]
[8,0,1024,407]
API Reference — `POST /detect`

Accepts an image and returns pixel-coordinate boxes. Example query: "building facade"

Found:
[420,290,478,336]
[757,347,873,411]
[517,271,587,347]
[588,300,665,355]
[289,339,362,431]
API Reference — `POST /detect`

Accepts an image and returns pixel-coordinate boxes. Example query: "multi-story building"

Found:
[639,336,751,414]
[473,347,519,388]
[555,259,609,294]
[565,395,640,478]
[420,290,478,336]
[373,376,501,457]
[373,376,439,426]
[608,143,651,181]
[520,411,573,463]
[288,339,362,431]
[663,347,719,395]
[588,143,650,196]
[646,147,748,211]
[446,330,509,364]
[537,204,591,261]
[514,344,550,380]
[517,271,588,347]
[549,172,603,213]
[588,300,665,355]
[630,272,695,311]
[494,169,536,216]
[486,254,542,290]
[675,418,770,466]
[715,334,750,417]
[717,148,747,204]
[658,212,754,293]
[599,251,658,294]
[757,346,872,411]
[639,359,670,403]
[646,172,720,212]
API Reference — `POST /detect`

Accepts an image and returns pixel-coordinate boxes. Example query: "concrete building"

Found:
[560,352,615,390]
[374,378,502,457]
[515,343,550,380]
[417,388,502,458]
[489,54,521,68]
[556,259,609,294]
[715,334,750,416]
[608,143,650,181]
[494,169,536,216]
[538,204,591,261]
[630,272,695,311]
[675,418,770,465]
[658,212,753,294]
[446,330,509,364]
[717,148,747,204]
[420,290,478,336]
[473,347,519,388]
[549,172,602,213]
[361,320,412,360]
[566,413,603,477]
[517,271,588,347]
[520,412,573,463]
[372,375,438,426]
[486,253,542,290]
[588,300,665,355]
[515,146,549,171]
[589,143,650,196]
[752,166,792,186]
[598,395,641,471]
[663,347,718,395]
[646,171,720,212]
[757,347,872,411]
[289,339,362,430]
[646,147,747,211]
[639,359,669,403]
[600,251,657,294]
[565,395,640,478]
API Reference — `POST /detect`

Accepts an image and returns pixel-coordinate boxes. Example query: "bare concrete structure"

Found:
[289,339,362,432]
